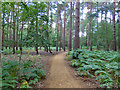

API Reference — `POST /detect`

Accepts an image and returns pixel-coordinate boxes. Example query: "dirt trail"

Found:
[44,52,92,88]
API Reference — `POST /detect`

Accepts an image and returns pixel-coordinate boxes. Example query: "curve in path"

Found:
[45,52,91,88]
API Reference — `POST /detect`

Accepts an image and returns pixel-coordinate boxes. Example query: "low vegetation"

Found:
[66,49,119,88]
[2,59,46,88]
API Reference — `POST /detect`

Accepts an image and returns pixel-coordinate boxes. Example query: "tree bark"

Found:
[59,9,62,51]
[56,2,59,51]
[105,3,109,51]
[118,2,120,52]
[0,3,2,60]
[35,7,38,54]
[6,13,9,49]
[50,7,53,47]
[68,2,72,51]
[63,1,66,51]
[9,12,12,49]
[16,3,19,51]
[20,20,23,54]
[73,2,75,50]
[73,2,80,50]
[113,2,117,51]
[13,3,15,54]
[96,2,99,50]
[87,5,90,50]
[2,5,5,51]
[81,3,84,49]
[90,3,93,51]
[45,2,49,52]
[35,4,39,54]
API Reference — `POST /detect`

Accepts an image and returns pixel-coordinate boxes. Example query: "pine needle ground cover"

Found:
[66,49,119,88]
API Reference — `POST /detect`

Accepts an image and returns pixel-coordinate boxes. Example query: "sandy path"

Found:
[44,52,91,88]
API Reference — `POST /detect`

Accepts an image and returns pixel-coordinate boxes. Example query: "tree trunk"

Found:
[6,13,9,49]
[9,12,12,49]
[68,2,72,51]
[73,2,80,50]
[20,20,23,54]
[113,2,117,51]
[0,27,1,59]
[13,3,15,54]
[87,6,90,50]
[81,3,84,49]
[0,3,2,60]
[101,3,105,49]
[105,3,109,51]
[16,3,19,51]
[96,2,99,50]
[118,2,120,52]
[50,8,53,47]
[35,10,38,54]
[72,2,75,49]
[59,9,62,51]
[35,47,38,54]
[2,5,5,51]
[56,2,59,51]
[63,1,66,51]
[45,2,49,52]
[90,3,93,51]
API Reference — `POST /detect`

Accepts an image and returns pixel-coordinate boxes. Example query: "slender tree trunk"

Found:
[50,9,53,47]
[86,33,87,47]
[72,2,75,50]
[2,4,5,51]
[118,2,120,52]
[16,3,19,51]
[6,13,9,49]
[87,5,90,50]
[56,2,59,51]
[35,47,38,54]
[68,2,72,51]
[59,9,62,51]
[73,2,80,50]
[35,11,38,54]
[45,2,49,52]
[13,3,15,54]
[113,2,117,51]
[0,3,2,86]
[63,1,66,51]
[101,3,105,49]
[81,4,84,49]
[0,27,1,59]
[105,3,109,51]
[0,3,2,60]
[96,2,99,50]
[90,3,93,51]
[9,12,12,49]
[20,20,23,54]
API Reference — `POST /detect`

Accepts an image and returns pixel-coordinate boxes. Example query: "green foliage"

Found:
[2,59,46,88]
[2,49,12,54]
[66,49,119,88]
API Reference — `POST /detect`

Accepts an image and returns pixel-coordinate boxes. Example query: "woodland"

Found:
[0,0,120,89]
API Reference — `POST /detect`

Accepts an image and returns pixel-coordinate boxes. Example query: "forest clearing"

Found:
[0,0,120,89]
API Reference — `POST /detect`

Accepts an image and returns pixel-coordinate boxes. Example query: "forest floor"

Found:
[3,50,99,88]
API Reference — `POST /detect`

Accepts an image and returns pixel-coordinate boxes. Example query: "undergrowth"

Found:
[66,49,119,88]
[2,59,46,89]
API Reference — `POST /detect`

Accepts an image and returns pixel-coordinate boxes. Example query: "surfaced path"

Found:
[44,52,93,88]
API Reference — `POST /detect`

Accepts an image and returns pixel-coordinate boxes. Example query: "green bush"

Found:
[2,59,46,88]
[66,49,119,88]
